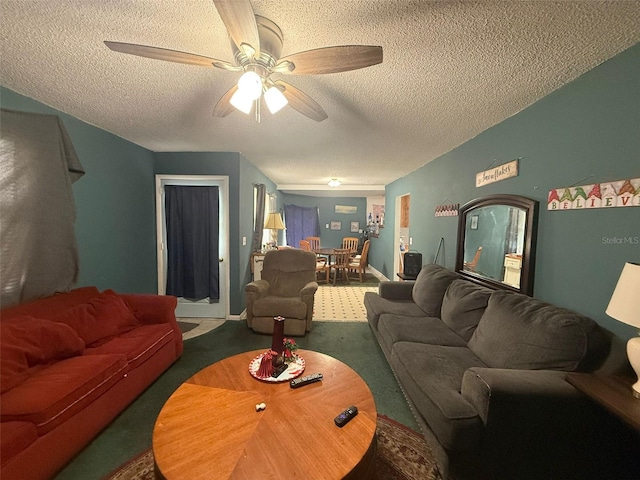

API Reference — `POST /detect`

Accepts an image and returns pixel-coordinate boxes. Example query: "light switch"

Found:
[242,236,247,246]
[326,224,329,229]
[409,237,413,245]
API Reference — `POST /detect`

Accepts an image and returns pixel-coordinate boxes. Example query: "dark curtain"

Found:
[0,109,84,308]
[284,204,319,248]
[251,184,266,253]
[165,186,219,302]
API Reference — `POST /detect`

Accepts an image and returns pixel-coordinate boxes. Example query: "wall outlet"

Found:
[242,236,247,246]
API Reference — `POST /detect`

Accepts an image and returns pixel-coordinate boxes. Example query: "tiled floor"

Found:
[179,270,383,338]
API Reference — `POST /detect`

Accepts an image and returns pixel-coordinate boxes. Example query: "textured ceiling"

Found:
[1,1,639,197]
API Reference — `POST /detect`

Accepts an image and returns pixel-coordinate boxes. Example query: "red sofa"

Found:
[0,286,183,480]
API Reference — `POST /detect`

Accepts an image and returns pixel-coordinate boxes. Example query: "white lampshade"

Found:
[606,262,640,399]
[328,178,341,187]
[264,212,285,230]
[264,86,288,114]
[237,71,262,100]
[606,262,640,328]
[229,89,253,114]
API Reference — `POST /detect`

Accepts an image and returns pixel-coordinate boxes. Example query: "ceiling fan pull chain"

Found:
[255,97,261,123]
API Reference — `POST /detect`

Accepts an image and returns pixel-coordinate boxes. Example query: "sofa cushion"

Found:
[377,315,467,355]
[468,290,608,371]
[411,264,459,317]
[0,354,127,435]
[0,421,38,467]
[85,324,175,369]
[0,317,85,393]
[441,280,493,342]
[390,342,486,451]
[0,287,100,321]
[364,292,426,329]
[252,296,308,319]
[52,291,140,346]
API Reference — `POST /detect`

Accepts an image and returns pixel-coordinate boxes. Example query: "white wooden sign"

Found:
[476,159,519,187]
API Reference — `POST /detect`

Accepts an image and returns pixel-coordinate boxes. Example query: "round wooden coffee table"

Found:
[152,349,377,479]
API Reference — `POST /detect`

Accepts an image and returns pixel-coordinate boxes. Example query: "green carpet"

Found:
[54,320,417,480]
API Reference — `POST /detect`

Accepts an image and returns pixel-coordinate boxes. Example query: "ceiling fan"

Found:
[104,0,383,122]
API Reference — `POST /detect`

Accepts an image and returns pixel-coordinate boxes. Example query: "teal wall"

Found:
[1,87,157,294]
[154,152,277,314]
[281,194,367,248]
[376,43,640,339]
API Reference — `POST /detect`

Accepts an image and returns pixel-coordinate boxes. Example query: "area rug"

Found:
[104,415,441,480]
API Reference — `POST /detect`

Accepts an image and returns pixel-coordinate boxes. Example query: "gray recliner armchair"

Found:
[245,249,318,336]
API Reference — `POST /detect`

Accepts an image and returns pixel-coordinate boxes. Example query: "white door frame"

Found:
[155,175,229,319]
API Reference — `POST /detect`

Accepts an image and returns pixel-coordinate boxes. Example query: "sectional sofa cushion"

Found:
[377,314,467,355]
[0,354,128,435]
[52,291,140,346]
[0,422,38,468]
[412,264,459,317]
[390,341,486,451]
[363,292,426,329]
[0,317,85,393]
[85,324,176,369]
[468,290,608,371]
[440,280,493,342]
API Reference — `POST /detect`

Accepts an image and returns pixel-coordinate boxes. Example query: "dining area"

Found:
[299,236,370,285]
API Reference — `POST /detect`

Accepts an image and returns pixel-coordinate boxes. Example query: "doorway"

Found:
[156,175,229,319]
[394,193,410,277]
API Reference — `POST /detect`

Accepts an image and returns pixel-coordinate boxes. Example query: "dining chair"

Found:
[348,239,370,282]
[300,240,330,283]
[305,236,321,250]
[341,237,359,254]
[464,246,483,272]
[331,248,352,285]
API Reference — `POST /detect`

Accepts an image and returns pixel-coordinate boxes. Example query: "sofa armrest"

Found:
[300,281,319,296]
[461,367,578,424]
[245,280,270,298]
[120,293,182,356]
[378,281,414,300]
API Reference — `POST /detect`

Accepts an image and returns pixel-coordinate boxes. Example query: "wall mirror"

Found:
[455,194,539,295]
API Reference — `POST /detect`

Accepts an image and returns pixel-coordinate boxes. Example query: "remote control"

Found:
[290,373,323,389]
[334,406,358,427]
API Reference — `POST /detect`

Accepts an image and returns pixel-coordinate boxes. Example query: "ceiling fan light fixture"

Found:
[237,71,262,100]
[264,86,288,114]
[229,89,254,114]
[328,178,341,187]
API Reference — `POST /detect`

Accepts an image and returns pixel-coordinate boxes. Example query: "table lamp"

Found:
[264,212,285,249]
[606,262,640,398]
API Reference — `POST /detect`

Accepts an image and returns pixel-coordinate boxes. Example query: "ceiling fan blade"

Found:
[275,45,383,75]
[275,81,328,122]
[104,41,238,70]
[213,84,239,117]
[213,0,260,58]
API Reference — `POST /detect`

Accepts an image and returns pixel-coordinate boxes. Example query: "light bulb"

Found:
[230,89,253,114]
[237,71,262,100]
[264,86,288,114]
[328,179,341,187]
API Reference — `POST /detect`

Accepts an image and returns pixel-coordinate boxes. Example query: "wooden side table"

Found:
[566,373,640,431]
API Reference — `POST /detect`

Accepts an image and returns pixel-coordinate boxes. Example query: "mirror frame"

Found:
[455,194,539,296]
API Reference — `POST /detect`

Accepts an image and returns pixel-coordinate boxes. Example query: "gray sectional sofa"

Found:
[365,264,639,480]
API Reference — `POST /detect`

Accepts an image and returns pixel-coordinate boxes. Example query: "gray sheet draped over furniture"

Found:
[0,109,84,308]
[251,183,266,253]
[165,185,220,302]
[284,204,320,248]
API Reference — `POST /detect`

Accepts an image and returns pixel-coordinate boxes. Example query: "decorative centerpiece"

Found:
[249,316,306,382]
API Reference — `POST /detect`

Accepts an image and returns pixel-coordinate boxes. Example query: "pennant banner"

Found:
[548,177,639,211]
